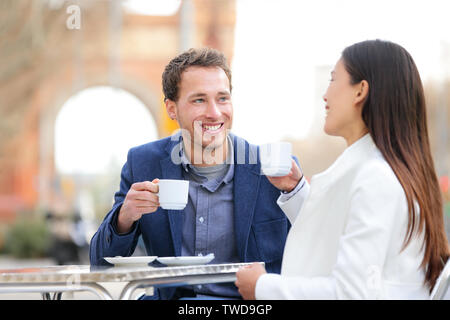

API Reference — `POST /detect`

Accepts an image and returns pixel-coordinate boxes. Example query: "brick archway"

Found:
[0,0,236,221]
[36,66,164,212]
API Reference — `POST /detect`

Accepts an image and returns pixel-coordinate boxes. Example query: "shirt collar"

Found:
[179,135,234,186]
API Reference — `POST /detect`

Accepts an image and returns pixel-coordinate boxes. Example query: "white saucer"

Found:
[104,256,157,267]
[157,254,215,266]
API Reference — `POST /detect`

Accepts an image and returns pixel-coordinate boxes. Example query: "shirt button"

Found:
[199,217,204,223]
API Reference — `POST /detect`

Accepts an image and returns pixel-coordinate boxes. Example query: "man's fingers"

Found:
[131,181,159,193]
[131,181,151,191]
[132,190,159,202]
[136,205,159,214]
[134,200,160,208]
[130,194,160,207]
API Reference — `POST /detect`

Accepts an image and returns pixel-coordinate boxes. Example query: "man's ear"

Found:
[354,80,369,106]
[165,98,177,120]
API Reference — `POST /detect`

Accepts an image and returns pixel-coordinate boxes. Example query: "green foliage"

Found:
[2,214,51,259]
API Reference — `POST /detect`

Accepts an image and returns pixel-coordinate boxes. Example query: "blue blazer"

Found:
[89,133,290,299]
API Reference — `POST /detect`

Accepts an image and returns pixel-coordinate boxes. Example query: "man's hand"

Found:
[235,263,267,300]
[117,179,160,234]
[266,159,303,192]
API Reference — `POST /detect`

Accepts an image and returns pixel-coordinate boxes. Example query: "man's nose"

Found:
[205,101,221,118]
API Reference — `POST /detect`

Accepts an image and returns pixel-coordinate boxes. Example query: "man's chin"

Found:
[200,131,228,147]
[201,139,225,150]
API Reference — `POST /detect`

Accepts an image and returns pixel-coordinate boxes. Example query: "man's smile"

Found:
[200,122,224,134]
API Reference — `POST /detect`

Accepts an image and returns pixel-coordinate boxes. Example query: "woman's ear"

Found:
[354,80,369,106]
[165,98,177,120]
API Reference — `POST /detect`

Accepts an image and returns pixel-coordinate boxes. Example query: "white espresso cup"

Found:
[157,179,189,210]
[259,142,292,176]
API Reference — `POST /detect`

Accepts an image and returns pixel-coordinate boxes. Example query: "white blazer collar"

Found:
[311,133,377,186]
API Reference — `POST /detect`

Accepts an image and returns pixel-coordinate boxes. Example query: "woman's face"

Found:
[323,58,366,142]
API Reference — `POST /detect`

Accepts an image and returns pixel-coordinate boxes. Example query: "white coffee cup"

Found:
[157,179,189,210]
[259,142,292,176]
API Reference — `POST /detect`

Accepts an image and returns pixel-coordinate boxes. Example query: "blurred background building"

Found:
[0,0,237,262]
[0,0,449,263]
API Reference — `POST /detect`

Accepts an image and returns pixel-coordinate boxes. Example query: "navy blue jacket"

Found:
[89,133,290,299]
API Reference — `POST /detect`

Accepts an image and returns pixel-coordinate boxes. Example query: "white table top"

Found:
[0,262,257,284]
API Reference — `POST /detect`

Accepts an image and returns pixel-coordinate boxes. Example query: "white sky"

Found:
[231,0,450,144]
[55,0,450,174]
[122,0,182,16]
[54,86,157,175]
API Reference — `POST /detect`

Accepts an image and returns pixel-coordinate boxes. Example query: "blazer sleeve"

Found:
[255,162,409,299]
[89,149,141,266]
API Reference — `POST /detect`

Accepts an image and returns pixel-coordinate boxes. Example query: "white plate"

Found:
[157,254,215,266]
[104,256,157,267]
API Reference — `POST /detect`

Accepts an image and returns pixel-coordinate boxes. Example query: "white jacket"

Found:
[256,134,429,299]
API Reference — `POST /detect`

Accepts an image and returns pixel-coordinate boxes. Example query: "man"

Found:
[89,48,302,299]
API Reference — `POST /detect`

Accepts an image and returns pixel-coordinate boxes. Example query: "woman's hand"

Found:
[266,159,303,192]
[235,263,267,300]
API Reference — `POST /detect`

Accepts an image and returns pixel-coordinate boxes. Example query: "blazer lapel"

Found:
[159,137,184,256]
[232,135,261,261]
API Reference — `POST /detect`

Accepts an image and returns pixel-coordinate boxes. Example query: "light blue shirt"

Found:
[179,136,240,298]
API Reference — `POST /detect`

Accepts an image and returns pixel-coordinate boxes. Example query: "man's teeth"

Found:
[203,124,221,130]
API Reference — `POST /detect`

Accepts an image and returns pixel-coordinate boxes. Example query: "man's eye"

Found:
[193,98,204,103]
[219,96,229,102]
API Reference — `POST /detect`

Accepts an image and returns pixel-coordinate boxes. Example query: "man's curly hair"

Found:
[162,47,232,102]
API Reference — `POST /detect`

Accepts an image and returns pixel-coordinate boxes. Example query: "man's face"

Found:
[166,66,233,156]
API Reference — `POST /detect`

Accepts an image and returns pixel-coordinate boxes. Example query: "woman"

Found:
[235,40,450,299]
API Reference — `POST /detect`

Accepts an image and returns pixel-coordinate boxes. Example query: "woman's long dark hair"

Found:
[342,39,449,292]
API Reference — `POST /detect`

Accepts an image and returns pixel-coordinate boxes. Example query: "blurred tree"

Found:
[2,211,50,258]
